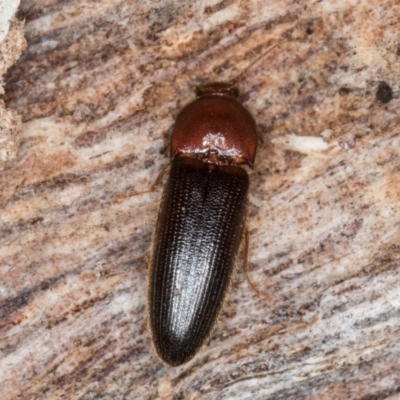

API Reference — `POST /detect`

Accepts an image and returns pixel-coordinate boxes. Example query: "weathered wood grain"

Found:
[0,0,25,170]
[1,0,400,399]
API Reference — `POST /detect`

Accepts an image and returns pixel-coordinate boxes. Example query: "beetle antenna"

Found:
[232,39,289,85]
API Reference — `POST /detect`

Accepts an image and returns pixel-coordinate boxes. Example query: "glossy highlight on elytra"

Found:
[148,82,257,366]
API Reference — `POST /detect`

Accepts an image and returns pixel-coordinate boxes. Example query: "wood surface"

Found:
[1,0,400,399]
[0,0,25,170]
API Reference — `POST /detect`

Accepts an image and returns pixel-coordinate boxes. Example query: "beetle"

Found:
[148,82,257,366]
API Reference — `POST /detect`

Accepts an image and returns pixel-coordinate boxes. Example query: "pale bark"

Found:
[1,1,400,399]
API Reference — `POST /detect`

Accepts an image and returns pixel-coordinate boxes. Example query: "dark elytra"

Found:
[148,82,257,366]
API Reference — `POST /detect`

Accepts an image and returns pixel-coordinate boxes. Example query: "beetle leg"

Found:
[243,229,270,300]
[112,163,169,202]
[137,163,170,195]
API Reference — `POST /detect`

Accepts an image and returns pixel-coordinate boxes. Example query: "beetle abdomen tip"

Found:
[153,329,206,366]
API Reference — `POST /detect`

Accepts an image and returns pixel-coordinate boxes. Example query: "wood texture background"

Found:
[0,0,25,170]
[1,0,400,399]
